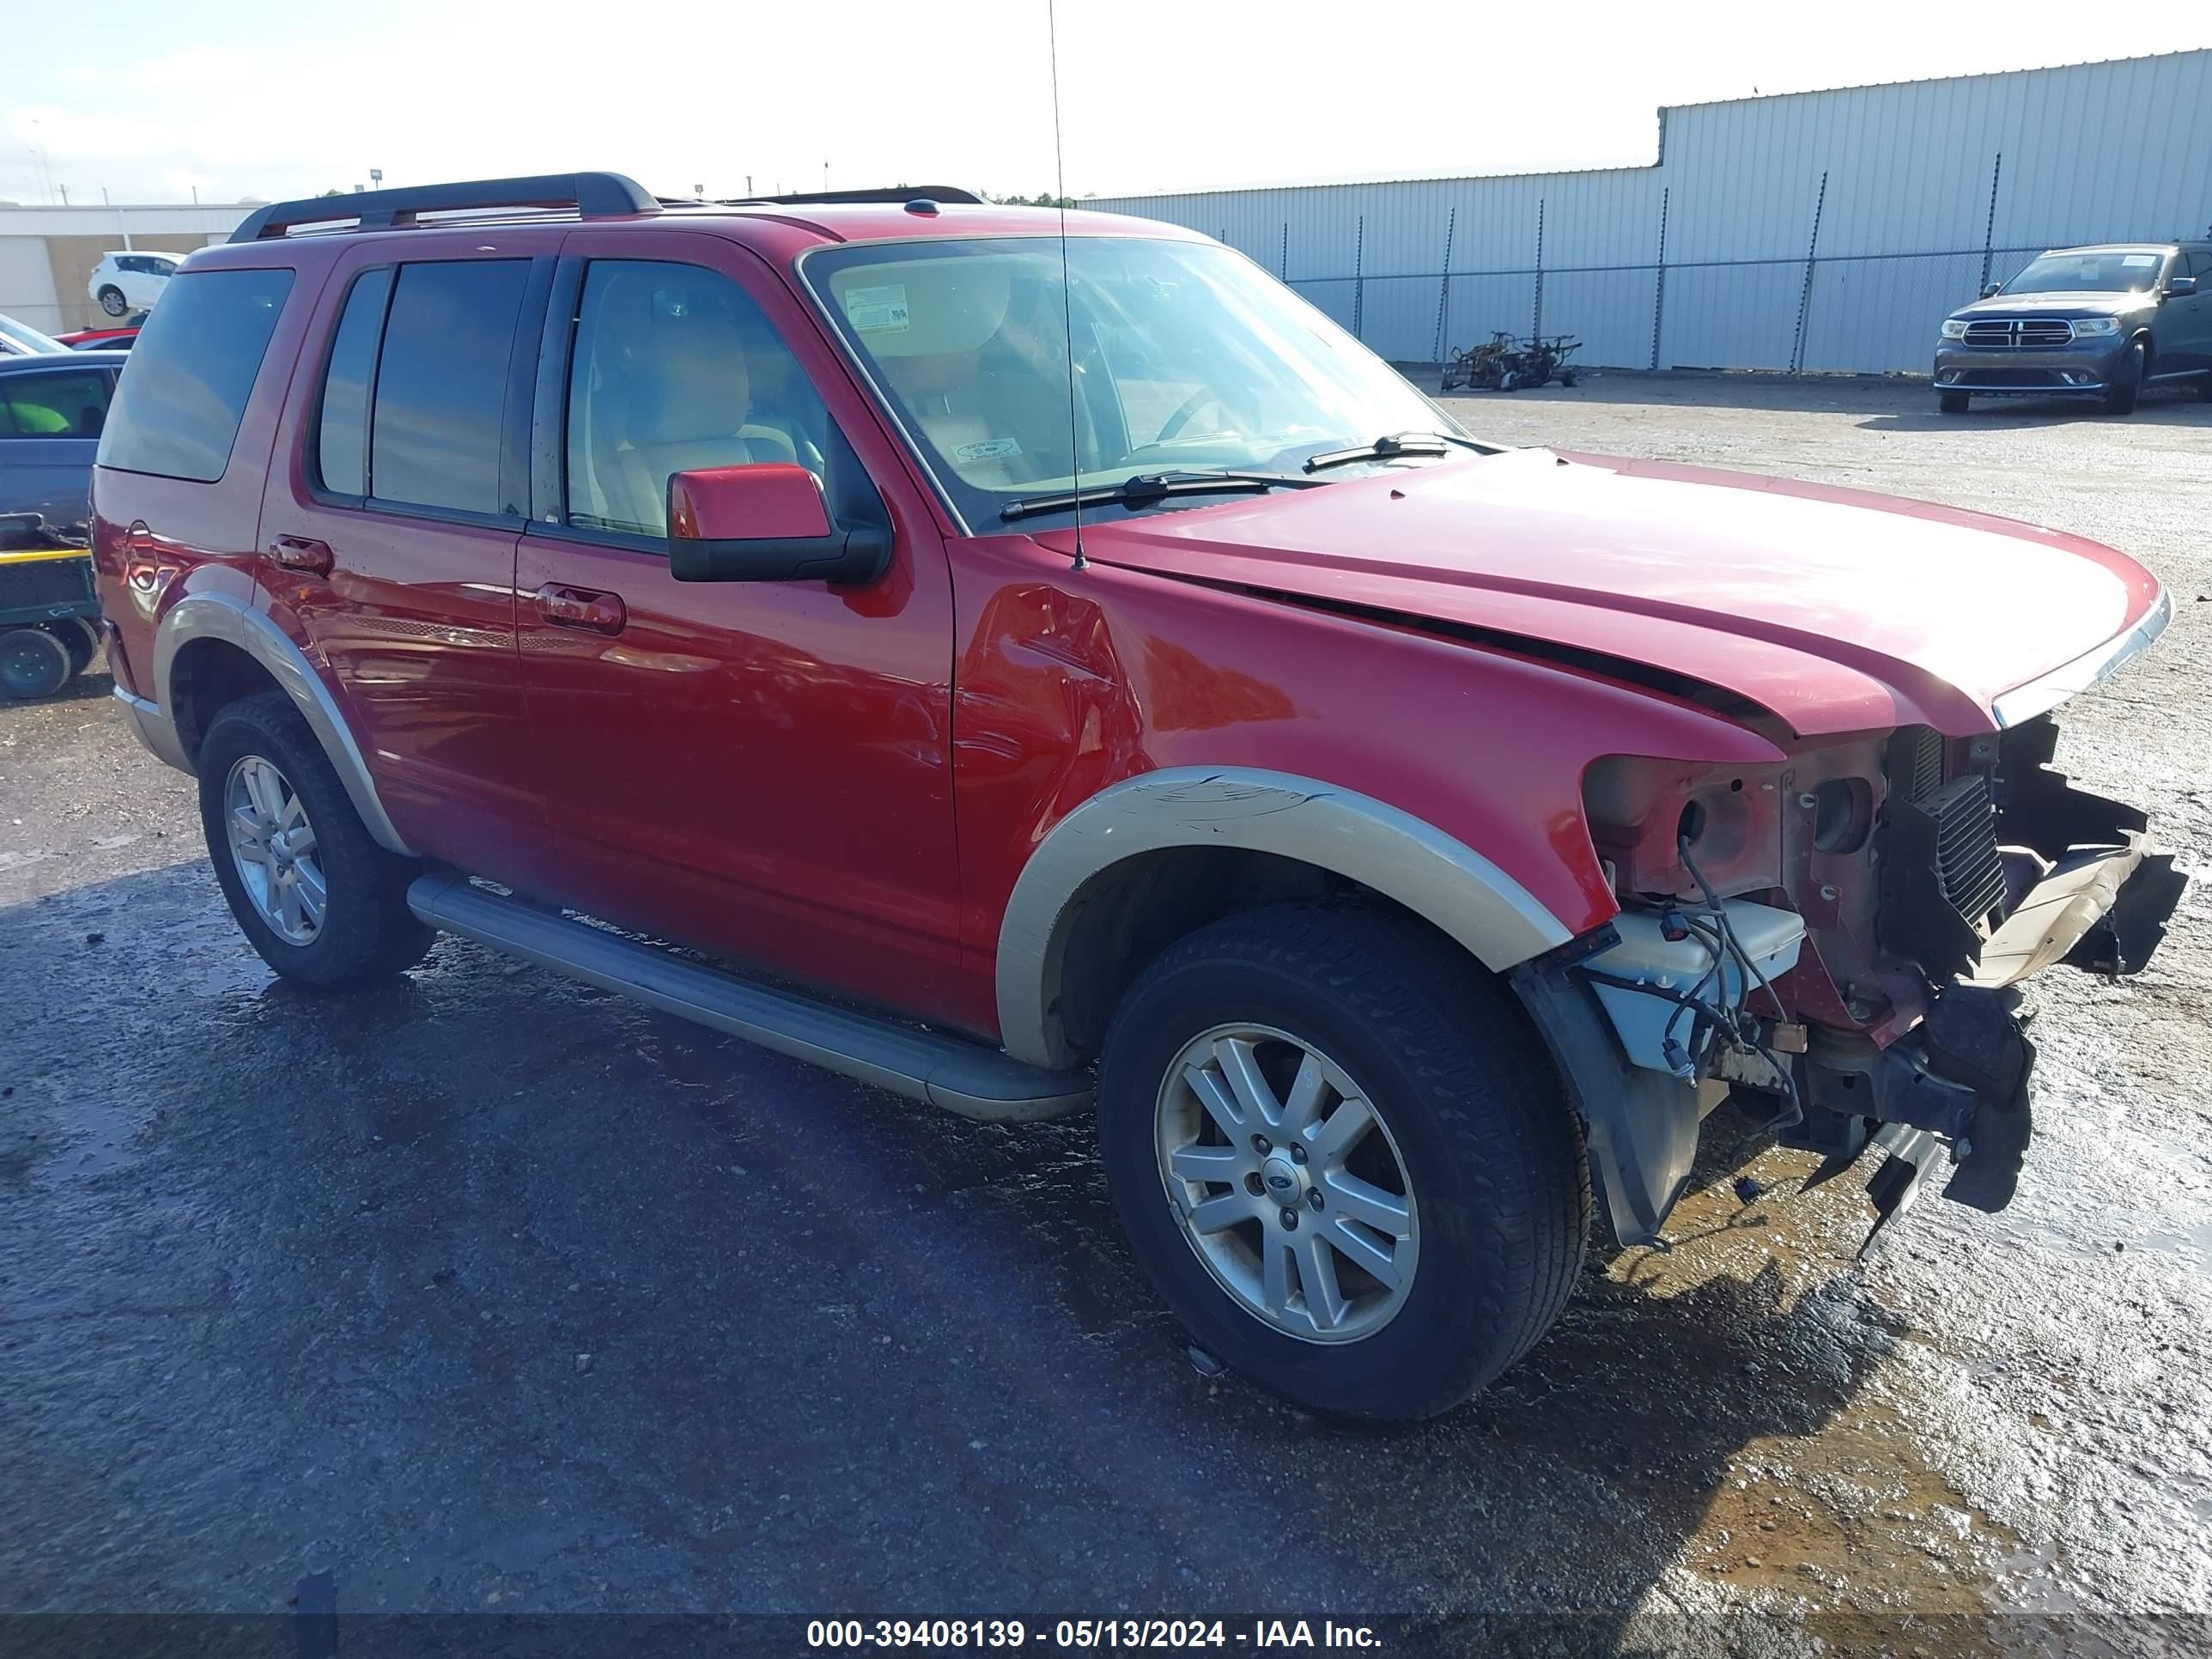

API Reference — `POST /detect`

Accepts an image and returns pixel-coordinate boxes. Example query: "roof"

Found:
[0,349,128,371]
[1087,46,2212,204]
[657,199,1194,245]
[200,199,1200,266]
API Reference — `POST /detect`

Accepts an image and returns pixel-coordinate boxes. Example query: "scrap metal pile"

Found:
[1440,331,1582,393]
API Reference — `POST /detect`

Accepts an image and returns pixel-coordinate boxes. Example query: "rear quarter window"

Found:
[98,267,294,483]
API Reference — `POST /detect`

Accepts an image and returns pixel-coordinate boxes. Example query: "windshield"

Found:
[0,313,66,355]
[803,235,1464,525]
[2001,250,2168,295]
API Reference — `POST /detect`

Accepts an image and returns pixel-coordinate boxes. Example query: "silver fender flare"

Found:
[994,766,1572,1069]
[143,589,414,857]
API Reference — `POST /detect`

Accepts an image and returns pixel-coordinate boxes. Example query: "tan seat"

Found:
[572,270,801,535]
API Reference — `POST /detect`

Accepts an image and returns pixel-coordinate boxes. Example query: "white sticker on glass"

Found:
[2121,253,2159,268]
[953,437,1023,463]
[844,283,910,331]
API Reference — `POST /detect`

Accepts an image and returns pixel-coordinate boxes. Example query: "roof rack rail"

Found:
[717,185,983,208]
[229,173,659,243]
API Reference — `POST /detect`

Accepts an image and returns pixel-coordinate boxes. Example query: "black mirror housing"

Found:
[2166,275,2198,299]
[1980,282,2002,298]
[669,526,890,585]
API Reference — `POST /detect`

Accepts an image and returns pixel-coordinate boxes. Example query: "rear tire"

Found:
[97,285,129,318]
[2103,343,2143,415]
[1938,391,1971,414]
[1097,904,1589,1420]
[0,627,71,700]
[197,690,433,989]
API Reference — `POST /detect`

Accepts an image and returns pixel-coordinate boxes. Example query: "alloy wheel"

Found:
[224,755,326,946]
[1155,1023,1419,1344]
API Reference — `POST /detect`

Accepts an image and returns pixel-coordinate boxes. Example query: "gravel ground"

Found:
[3,374,2209,1655]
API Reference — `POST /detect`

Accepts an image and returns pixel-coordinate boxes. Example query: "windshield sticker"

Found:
[843,283,909,332]
[953,437,1022,464]
[2121,254,2159,268]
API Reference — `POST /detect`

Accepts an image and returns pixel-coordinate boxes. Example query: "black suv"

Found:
[1934,240,2212,415]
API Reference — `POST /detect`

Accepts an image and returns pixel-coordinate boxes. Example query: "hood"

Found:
[1054,449,2164,738]
[1954,290,2158,319]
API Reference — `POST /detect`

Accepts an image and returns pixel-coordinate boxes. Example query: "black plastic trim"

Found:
[499,256,557,520]
[528,257,585,527]
[716,185,981,207]
[231,173,658,242]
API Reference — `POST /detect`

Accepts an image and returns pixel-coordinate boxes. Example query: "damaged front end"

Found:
[1518,714,2185,1249]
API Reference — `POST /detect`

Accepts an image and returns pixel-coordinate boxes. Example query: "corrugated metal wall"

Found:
[1088,51,2212,374]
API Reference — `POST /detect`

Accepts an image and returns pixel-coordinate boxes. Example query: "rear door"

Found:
[255,234,562,887]
[512,230,973,1029]
[0,363,114,538]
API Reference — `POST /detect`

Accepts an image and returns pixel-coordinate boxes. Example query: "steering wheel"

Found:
[1155,384,1261,445]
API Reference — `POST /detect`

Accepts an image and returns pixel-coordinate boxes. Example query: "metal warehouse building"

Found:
[1088,50,2212,375]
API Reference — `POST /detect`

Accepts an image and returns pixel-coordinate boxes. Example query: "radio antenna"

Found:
[1045,0,1086,571]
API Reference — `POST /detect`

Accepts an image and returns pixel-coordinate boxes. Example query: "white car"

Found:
[87,251,181,318]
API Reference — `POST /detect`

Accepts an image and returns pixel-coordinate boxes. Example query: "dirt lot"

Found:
[3,374,2209,1653]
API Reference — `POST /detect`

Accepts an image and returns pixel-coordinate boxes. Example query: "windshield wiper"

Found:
[999,470,1325,523]
[1301,430,1496,473]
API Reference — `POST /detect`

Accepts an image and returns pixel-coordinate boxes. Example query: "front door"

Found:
[256,234,564,886]
[514,234,974,1030]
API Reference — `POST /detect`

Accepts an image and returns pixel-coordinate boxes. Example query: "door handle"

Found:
[534,582,626,635]
[269,535,335,577]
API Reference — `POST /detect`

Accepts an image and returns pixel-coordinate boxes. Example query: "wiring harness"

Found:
[1582,836,1804,1137]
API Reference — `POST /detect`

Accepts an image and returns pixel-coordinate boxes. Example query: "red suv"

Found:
[91,173,2183,1419]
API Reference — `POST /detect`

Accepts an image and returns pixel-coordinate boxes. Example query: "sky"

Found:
[6,0,2209,209]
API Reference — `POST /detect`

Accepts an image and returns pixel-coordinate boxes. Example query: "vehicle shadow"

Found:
[2,860,1942,1645]
[1856,388,2212,433]
[4,666,116,708]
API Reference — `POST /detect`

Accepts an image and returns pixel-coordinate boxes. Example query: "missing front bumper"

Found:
[1798,841,2186,1234]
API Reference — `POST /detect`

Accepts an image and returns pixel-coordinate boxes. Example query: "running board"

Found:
[406,872,1092,1122]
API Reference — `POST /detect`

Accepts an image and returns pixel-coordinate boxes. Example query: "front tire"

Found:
[197,690,432,989]
[97,285,129,318]
[1098,905,1589,1419]
[2103,343,2143,415]
[1938,391,1971,414]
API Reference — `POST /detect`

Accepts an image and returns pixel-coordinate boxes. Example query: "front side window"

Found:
[564,259,833,538]
[804,235,1456,526]
[0,370,112,438]
[99,267,293,482]
[2002,250,2170,295]
[368,259,529,515]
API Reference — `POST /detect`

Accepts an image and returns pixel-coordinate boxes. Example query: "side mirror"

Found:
[666,464,890,585]
[1980,282,2002,299]
[2166,275,2198,299]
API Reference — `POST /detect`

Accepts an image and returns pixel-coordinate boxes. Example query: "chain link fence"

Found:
[1291,242,2064,376]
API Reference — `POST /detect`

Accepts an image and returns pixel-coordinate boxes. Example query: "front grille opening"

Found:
[1926,773,2008,925]
[1885,725,1944,806]
[1962,319,2074,348]
[1875,724,2009,978]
